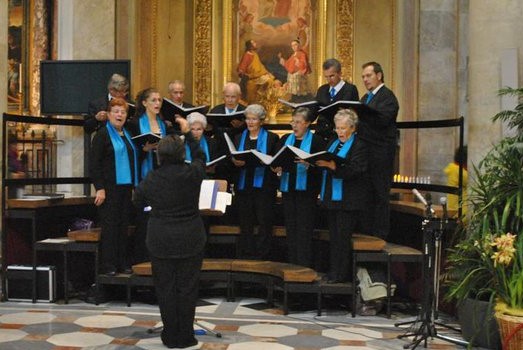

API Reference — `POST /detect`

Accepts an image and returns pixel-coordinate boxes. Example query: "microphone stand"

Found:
[395,191,467,349]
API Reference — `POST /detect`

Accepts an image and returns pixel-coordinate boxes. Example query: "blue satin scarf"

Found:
[139,114,166,179]
[185,137,210,163]
[106,122,139,186]
[238,128,268,190]
[280,129,312,192]
[320,133,355,201]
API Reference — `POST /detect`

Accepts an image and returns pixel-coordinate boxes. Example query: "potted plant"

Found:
[445,87,523,350]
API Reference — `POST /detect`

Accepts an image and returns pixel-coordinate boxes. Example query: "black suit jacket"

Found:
[315,81,359,141]
[89,126,136,191]
[358,85,399,146]
[320,136,370,211]
[316,81,359,107]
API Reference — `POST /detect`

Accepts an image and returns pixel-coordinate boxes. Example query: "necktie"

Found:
[226,108,234,114]
[329,87,336,100]
[365,92,374,104]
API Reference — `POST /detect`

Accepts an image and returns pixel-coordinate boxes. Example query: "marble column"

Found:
[417,0,467,185]
[468,0,523,168]
[56,0,116,195]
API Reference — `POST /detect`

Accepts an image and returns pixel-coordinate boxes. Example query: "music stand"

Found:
[395,196,467,349]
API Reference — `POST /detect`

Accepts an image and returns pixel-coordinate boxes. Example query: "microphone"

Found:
[412,188,435,215]
[440,197,448,222]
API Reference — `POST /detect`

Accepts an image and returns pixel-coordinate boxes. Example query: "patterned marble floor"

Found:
[0,294,485,350]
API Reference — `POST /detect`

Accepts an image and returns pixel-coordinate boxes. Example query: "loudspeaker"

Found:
[6,265,56,302]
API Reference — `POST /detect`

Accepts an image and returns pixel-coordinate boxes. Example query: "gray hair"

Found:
[292,107,314,122]
[107,74,129,92]
[223,82,241,95]
[244,104,266,120]
[168,80,185,92]
[322,58,342,73]
[333,108,358,128]
[186,112,207,129]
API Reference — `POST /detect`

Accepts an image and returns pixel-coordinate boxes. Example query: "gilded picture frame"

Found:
[217,0,327,116]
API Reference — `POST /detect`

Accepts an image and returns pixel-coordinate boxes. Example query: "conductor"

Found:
[133,117,206,349]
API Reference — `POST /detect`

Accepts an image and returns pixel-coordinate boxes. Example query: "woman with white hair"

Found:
[186,112,220,176]
[231,104,280,259]
[315,108,370,283]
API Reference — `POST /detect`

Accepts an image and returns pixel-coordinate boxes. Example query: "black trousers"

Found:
[99,185,132,272]
[150,252,203,348]
[235,189,275,259]
[282,191,317,267]
[327,209,360,281]
[366,143,395,239]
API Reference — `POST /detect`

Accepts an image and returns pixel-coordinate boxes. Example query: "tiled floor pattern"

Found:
[0,296,485,349]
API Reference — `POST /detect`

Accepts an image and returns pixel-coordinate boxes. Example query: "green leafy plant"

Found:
[445,87,523,312]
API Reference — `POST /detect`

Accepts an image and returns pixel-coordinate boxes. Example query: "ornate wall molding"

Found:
[30,0,49,115]
[150,0,158,88]
[193,0,212,105]
[336,0,354,82]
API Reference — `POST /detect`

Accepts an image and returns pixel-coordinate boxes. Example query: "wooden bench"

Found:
[131,258,320,314]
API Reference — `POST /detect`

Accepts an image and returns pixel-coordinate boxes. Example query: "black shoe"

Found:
[105,270,117,276]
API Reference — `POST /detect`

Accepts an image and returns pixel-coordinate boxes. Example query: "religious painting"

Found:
[232,0,320,107]
[7,0,24,111]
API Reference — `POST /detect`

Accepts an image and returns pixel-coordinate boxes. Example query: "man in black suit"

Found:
[167,80,193,109]
[208,82,247,134]
[84,74,131,134]
[315,58,359,141]
[358,61,399,239]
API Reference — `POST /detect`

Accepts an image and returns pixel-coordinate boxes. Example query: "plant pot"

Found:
[457,297,501,349]
[495,312,523,350]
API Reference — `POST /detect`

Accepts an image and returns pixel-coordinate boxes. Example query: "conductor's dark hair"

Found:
[245,39,255,51]
[362,61,385,83]
[293,107,314,123]
[454,145,467,165]
[135,87,159,118]
[157,134,186,165]
[322,58,342,73]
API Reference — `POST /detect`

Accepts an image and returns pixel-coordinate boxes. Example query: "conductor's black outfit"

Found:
[90,125,138,274]
[277,131,325,267]
[233,128,279,259]
[320,134,369,282]
[358,85,399,239]
[315,81,359,141]
[133,133,206,349]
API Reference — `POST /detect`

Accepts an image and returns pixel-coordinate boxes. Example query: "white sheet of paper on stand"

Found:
[199,180,219,210]
[214,192,232,213]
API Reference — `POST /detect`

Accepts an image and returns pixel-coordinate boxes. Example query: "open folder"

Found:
[207,110,245,127]
[317,100,378,122]
[223,133,272,166]
[160,98,208,120]
[131,132,162,146]
[223,133,340,168]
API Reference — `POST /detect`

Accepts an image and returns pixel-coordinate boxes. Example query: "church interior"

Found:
[0,1,521,349]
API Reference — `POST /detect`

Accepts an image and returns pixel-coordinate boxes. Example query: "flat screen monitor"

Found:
[40,59,130,115]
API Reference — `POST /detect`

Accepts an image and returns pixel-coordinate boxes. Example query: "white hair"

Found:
[186,112,207,129]
[244,104,266,120]
[334,108,358,127]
